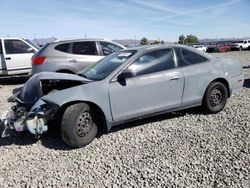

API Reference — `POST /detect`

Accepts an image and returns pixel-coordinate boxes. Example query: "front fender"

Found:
[33,82,113,126]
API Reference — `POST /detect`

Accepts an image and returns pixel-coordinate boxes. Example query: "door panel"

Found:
[66,41,104,72]
[109,69,184,122]
[180,63,214,106]
[66,54,104,71]
[3,39,34,71]
[174,47,215,106]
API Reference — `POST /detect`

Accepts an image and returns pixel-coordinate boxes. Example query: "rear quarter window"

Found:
[174,47,208,67]
[55,43,70,53]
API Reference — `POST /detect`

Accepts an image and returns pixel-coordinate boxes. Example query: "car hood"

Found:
[14,72,91,105]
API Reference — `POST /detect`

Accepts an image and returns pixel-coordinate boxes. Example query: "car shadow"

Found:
[0,124,71,150]
[0,108,201,150]
[0,75,29,85]
[110,107,201,133]
[0,127,36,147]
[243,78,250,88]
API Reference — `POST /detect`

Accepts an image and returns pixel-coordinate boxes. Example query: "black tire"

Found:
[61,103,98,148]
[202,82,228,114]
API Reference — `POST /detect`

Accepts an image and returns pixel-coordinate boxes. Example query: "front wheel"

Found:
[61,103,98,148]
[202,82,228,114]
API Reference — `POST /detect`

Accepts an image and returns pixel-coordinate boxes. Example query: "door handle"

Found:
[5,57,11,60]
[69,59,78,63]
[170,77,180,81]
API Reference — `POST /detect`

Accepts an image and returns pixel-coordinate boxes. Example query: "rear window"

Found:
[55,43,70,53]
[175,47,208,67]
[234,41,243,43]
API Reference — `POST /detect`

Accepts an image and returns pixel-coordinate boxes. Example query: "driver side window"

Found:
[99,41,123,56]
[127,49,175,77]
[4,39,32,54]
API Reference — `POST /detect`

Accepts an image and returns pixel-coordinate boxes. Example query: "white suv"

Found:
[231,39,250,51]
[31,38,126,75]
[0,38,38,76]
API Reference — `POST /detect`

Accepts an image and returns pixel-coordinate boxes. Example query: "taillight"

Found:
[32,56,46,65]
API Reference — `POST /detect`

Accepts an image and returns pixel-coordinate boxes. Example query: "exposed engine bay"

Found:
[0,72,88,137]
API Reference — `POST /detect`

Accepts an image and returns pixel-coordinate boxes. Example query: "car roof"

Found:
[49,38,126,49]
[53,38,113,43]
[122,44,186,51]
[0,37,28,40]
[120,44,212,59]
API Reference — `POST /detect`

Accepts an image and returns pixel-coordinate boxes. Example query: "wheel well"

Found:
[210,78,230,98]
[56,101,108,133]
[56,70,75,74]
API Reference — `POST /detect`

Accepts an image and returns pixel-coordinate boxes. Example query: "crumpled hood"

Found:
[17,72,90,105]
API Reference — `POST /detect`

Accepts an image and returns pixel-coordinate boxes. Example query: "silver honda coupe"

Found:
[1,44,244,148]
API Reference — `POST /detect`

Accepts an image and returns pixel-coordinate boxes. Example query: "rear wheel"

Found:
[202,82,228,114]
[61,103,98,148]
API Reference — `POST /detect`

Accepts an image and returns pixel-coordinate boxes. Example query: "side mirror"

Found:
[26,48,35,53]
[117,69,134,83]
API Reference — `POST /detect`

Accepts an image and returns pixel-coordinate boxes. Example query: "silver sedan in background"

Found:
[1,44,244,148]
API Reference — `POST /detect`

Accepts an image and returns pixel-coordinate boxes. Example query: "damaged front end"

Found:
[0,95,59,138]
[0,72,89,138]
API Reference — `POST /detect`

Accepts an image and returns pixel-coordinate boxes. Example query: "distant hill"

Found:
[32,37,57,47]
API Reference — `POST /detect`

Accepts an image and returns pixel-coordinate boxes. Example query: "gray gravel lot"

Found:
[0,51,249,187]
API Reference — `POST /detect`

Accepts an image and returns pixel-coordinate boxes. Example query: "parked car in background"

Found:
[1,44,244,147]
[231,40,250,51]
[206,44,218,53]
[192,45,207,52]
[31,38,126,75]
[217,43,231,52]
[0,38,38,76]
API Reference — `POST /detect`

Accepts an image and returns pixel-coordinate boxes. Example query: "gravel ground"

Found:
[0,51,249,187]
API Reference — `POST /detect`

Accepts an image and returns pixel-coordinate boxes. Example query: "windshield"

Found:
[79,50,136,81]
[234,41,243,43]
[25,39,39,49]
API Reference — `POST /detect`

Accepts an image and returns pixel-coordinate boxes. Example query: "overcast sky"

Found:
[0,0,249,41]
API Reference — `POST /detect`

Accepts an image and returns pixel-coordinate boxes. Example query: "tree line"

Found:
[139,34,199,46]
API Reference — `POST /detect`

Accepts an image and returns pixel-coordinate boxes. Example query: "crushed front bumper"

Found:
[0,100,59,137]
[0,107,48,137]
